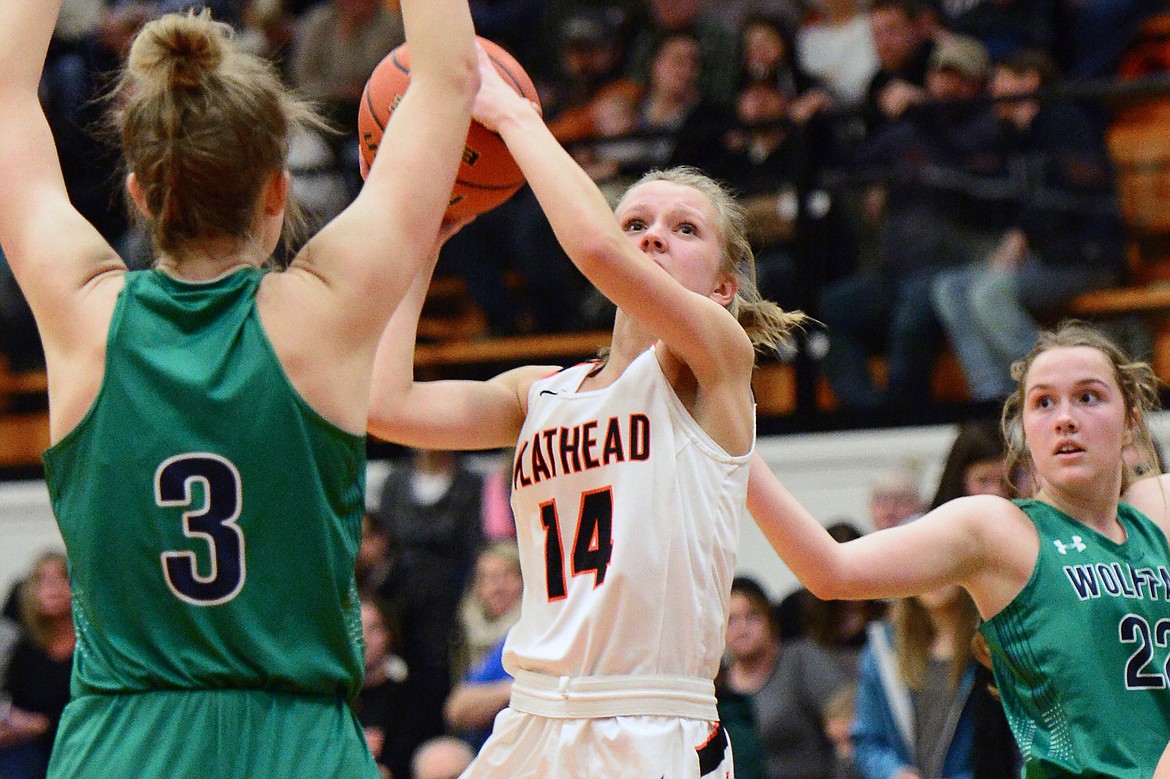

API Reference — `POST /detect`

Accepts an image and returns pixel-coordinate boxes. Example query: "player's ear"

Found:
[263,170,290,217]
[711,272,738,307]
[126,173,150,218]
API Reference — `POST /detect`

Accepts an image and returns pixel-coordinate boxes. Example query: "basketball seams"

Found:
[487,53,531,100]
[362,83,385,133]
[390,49,409,75]
[358,37,538,219]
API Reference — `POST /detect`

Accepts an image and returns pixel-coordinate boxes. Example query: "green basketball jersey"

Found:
[43,268,367,701]
[979,498,1170,778]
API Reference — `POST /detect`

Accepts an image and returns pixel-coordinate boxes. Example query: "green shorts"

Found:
[47,688,380,778]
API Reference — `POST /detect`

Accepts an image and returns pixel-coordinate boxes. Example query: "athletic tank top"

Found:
[504,347,752,680]
[979,498,1170,777]
[43,268,366,700]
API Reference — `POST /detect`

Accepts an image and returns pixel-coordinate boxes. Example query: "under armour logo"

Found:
[1054,536,1086,554]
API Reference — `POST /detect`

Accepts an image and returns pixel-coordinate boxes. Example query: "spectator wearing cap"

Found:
[542,5,642,145]
[923,33,991,106]
[816,34,1003,411]
[930,49,1127,402]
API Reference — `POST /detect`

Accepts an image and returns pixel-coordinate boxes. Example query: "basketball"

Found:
[357,37,540,222]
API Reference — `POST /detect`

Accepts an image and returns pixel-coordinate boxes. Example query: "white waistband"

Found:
[508,669,718,720]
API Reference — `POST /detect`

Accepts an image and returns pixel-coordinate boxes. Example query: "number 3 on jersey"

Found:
[540,487,615,600]
[156,453,246,606]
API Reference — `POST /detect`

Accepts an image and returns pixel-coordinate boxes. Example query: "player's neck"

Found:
[609,313,655,362]
[156,237,268,281]
[1034,485,1123,541]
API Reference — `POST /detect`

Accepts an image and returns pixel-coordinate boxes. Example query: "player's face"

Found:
[617,181,729,300]
[1022,346,1130,492]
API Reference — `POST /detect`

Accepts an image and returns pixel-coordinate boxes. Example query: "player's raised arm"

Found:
[283,0,479,347]
[0,0,122,350]
[467,60,756,390]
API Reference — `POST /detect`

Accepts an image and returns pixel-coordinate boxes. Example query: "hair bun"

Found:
[127,10,228,91]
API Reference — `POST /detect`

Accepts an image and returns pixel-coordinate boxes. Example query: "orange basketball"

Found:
[357,37,540,222]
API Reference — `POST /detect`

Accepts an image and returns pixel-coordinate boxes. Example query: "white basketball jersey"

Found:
[503,347,752,682]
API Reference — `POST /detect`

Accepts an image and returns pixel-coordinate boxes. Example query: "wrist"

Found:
[493,99,542,139]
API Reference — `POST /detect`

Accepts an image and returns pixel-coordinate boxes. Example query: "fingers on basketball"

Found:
[357,37,541,221]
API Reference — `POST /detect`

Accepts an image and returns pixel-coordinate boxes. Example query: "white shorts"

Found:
[460,709,733,779]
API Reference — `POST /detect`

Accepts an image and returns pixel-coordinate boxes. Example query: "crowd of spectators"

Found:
[0,0,1166,418]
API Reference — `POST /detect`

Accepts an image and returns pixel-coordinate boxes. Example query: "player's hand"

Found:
[472,43,538,133]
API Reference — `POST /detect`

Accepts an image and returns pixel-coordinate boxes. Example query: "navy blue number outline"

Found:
[156,453,246,606]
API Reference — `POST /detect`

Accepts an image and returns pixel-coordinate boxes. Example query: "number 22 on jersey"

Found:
[540,487,615,601]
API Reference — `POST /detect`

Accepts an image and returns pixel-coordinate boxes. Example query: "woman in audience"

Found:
[0,552,73,779]
[719,576,853,779]
[852,583,998,779]
[451,539,523,681]
[929,418,1012,509]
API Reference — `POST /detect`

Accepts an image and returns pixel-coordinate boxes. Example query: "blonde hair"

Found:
[1001,320,1162,495]
[893,589,979,691]
[616,167,806,356]
[18,551,70,652]
[111,10,325,259]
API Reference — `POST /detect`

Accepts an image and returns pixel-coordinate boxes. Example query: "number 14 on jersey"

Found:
[539,487,615,601]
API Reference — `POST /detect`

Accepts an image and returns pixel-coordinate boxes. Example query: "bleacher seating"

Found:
[1064,98,1170,375]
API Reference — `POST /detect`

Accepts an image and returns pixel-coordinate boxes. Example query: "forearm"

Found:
[369,259,434,427]
[746,454,852,599]
[443,679,512,730]
[494,105,626,280]
[399,0,476,88]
